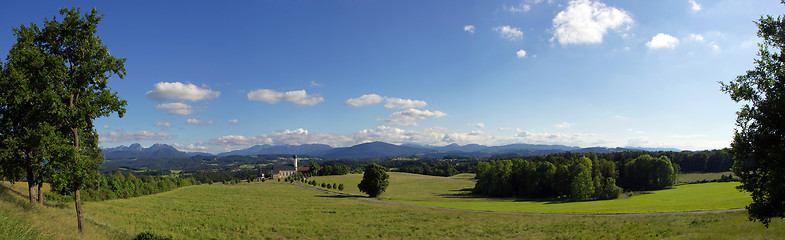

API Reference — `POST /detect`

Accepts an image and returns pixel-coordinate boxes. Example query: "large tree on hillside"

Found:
[358,163,389,198]
[0,23,66,206]
[721,1,785,227]
[4,7,127,233]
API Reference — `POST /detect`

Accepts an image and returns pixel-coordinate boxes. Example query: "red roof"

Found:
[296,167,309,172]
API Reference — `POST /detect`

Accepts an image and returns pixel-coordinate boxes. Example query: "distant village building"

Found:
[272,155,309,178]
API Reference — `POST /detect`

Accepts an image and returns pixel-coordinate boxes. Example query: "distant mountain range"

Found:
[103,142,680,160]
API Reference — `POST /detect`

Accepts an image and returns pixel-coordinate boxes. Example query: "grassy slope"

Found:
[82,181,783,239]
[311,172,751,214]
[0,181,126,240]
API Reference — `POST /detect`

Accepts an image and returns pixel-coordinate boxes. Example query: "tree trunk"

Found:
[71,126,84,233]
[27,167,36,205]
[75,188,84,233]
[37,181,44,205]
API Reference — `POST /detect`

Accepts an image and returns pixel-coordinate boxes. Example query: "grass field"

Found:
[310,172,750,214]
[677,172,733,183]
[1,174,781,239]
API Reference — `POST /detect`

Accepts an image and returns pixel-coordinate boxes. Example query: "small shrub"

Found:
[133,231,173,240]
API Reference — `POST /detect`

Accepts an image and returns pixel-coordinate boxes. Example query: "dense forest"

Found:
[473,152,707,200]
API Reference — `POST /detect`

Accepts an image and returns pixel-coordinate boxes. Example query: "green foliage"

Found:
[474,156,624,201]
[720,2,785,227]
[623,155,675,190]
[358,163,389,197]
[133,231,173,240]
[338,183,344,191]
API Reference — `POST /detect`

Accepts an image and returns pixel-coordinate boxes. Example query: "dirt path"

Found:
[290,182,745,216]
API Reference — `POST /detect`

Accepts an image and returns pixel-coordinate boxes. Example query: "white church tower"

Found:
[293,155,298,169]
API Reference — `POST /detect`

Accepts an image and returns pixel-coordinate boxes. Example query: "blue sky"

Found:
[1,0,782,154]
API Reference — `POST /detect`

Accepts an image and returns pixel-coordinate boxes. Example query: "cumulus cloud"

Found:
[155,102,195,115]
[384,97,428,109]
[203,126,625,153]
[345,95,428,109]
[504,3,531,12]
[345,94,385,107]
[173,143,208,151]
[552,0,633,45]
[464,25,476,34]
[688,33,704,42]
[385,109,447,127]
[554,122,576,129]
[228,119,239,124]
[516,49,528,58]
[146,82,220,102]
[494,25,523,41]
[99,131,173,143]
[472,123,486,128]
[186,118,213,125]
[209,128,354,151]
[516,131,612,147]
[247,89,324,107]
[646,33,679,49]
[689,0,701,11]
[154,122,172,130]
[310,81,322,87]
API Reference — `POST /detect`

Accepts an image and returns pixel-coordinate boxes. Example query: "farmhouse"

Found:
[272,155,309,178]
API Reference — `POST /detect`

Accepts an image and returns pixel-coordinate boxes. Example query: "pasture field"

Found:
[677,172,733,183]
[0,175,781,239]
[84,182,782,239]
[310,172,750,214]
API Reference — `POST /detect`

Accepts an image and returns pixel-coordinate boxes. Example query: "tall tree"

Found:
[357,163,389,198]
[721,1,785,227]
[0,22,64,206]
[38,8,127,233]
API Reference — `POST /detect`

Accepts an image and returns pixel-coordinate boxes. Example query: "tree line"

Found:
[474,154,675,201]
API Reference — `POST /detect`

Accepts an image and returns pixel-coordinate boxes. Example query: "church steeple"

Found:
[293,155,298,169]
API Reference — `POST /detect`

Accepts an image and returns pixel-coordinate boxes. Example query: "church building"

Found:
[272,155,309,178]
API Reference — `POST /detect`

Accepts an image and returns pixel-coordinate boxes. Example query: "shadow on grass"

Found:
[435,187,594,205]
[0,182,69,209]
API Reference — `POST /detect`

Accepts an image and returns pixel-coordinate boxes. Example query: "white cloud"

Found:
[498,127,512,131]
[516,49,528,58]
[173,143,208,151]
[102,125,110,129]
[154,122,172,129]
[384,97,428,109]
[345,94,385,107]
[554,122,576,129]
[552,0,633,45]
[688,33,704,42]
[710,42,720,52]
[203,126,634,154]
[186,118,213,125]
[99,131,173,143]
[689,0,701,11]
[385,109,447,127]
[504,3,531,13]
[516,131,612,147]
[310,81,322,87]
[247,89,324,107]
[345,95,428,109]
[494,25,523,41]
[646,33,679,49]
[155,102,195,115]
[475,123,486,128]
[228,119,239,124]
[146,82,220,102]
[464,25,476,34]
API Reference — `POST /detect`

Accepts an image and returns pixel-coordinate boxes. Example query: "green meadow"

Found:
[0,172,781,239]
[310,172,750,214]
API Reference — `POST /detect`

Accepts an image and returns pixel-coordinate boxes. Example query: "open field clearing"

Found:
[0,180,782,239]
[311,172,751,214]
[677,172,733,183]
